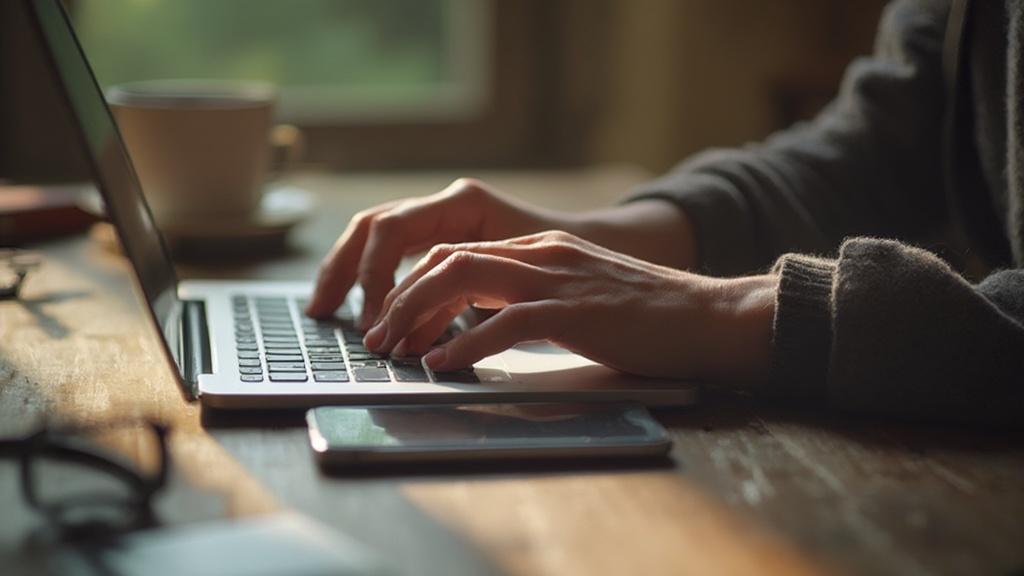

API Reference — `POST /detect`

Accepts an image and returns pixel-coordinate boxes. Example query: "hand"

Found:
[362,231,777,384]
[306,178,698,329]
[306,178,567,329]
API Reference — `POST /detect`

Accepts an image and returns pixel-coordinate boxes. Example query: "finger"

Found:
[379,240,557,320]
[366,252,549,353]
[355,210,406,329]
[356,185,489,329]
[391,307,462,358]
[306,202,400,318]
[423,302,556,371]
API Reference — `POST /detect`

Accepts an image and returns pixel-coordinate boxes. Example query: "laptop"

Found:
[27,0,699,410]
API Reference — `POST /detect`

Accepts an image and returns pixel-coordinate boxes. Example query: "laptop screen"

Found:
[30,0,183,373]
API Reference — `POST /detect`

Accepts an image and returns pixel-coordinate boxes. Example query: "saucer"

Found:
[81,184,314,242]
[158,185,314,241]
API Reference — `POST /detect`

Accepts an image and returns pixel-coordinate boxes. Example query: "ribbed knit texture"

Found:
[769,254,836,399]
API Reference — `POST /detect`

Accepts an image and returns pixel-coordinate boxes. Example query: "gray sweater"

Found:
[630,0,1024,425]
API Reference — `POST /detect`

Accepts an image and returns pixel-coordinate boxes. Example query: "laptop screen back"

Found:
[30,0,183,374]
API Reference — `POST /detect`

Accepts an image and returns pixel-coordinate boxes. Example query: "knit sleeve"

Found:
[626,0,951,276]
[770,237,1024,426]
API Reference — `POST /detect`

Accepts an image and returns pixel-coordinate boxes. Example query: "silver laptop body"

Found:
[32,0,698,410]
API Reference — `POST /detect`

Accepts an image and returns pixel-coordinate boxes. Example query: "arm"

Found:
[628,0,952,276]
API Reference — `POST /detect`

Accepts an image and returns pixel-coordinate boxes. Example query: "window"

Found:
[71,0,488,123]
[64,0,596,170]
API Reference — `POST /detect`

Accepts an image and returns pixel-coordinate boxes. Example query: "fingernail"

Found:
[423,347,447,370]
[364,321,387,351]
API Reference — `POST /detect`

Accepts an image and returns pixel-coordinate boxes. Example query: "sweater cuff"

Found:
[769,254,837,399]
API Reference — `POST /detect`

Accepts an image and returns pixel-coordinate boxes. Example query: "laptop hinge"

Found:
[179,300,212,400]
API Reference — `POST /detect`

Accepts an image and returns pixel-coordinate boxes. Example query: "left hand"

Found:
[362,230,778,384]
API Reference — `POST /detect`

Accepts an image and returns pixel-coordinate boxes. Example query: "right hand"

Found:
[305,178,568,328]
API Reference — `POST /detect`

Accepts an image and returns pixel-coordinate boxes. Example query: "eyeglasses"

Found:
[0,249,42,300]
[0,419,170,540]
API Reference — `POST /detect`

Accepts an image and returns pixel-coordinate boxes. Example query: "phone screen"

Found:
[307,404,671,463]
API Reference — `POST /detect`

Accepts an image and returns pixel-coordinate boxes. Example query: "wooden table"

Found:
[2,168,1023,576]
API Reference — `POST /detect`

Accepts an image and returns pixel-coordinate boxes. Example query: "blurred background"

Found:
[1,0,887,181]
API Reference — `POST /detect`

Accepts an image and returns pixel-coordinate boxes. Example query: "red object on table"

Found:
[0,183,97,245]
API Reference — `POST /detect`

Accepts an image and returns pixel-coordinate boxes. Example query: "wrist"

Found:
[701,275,778,384]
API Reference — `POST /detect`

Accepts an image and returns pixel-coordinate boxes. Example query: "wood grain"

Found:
[2,169,1023,576]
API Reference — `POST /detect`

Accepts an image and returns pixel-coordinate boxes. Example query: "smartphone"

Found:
[306,403,672,467]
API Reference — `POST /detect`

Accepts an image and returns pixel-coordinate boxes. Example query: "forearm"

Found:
[568,199,698,270]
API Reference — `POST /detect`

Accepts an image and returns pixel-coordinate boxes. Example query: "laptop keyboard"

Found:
[230,295,476,384]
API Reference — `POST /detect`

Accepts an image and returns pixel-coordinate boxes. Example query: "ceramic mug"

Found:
[107,80,302,225]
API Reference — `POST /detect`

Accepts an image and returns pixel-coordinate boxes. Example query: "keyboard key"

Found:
[266,353,304,362]
[308,354,345,362]
[350,360,387,369]
[307,350,343,358]
[264,343,300,350]
[347,351,386,361]
[270,373,308,382]
[239,366,264,375]
[311,361,345,371]
[434,369,479,384]
[241,375,263,383]
[268,362,307,372]
[352,366,390,382]
[238,359,262,367]
[261,329,297,338]
[258,315,292,324]
[236,343,259,351]
[263,335,300,343]
[390,360,429,382]
[306,335,339,342]
[235,336,257,344]
[305,344,342,351]
[314,371,349,382]
[264,342,302,351]
[237,351,260,359]
[259,315,293,323]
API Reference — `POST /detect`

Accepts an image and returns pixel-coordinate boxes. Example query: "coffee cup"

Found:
[107,80,302,225]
